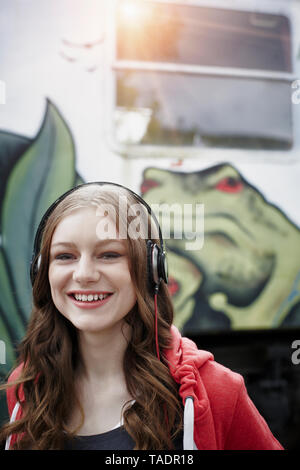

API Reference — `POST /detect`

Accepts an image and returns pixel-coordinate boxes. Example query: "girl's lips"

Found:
[68,293,113,309]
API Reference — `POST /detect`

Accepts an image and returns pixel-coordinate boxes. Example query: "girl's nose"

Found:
[72,256,101,284]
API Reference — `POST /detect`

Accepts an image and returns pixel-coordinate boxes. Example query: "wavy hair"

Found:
[0,184,183,449]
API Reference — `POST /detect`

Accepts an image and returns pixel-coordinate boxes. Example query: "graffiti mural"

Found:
[0,100,84,382]
[141,165,300,333]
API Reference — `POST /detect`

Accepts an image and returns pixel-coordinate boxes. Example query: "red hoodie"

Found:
[5,325,283,450]
[164,326,283,450]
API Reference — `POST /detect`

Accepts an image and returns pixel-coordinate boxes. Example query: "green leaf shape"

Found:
[0,303,17,377]
[0,248,25,340]
[0,130,31,209]
[1,99,76,322]
[75,172,85,186]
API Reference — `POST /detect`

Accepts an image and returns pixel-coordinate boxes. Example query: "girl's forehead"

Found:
[51,206,124,244]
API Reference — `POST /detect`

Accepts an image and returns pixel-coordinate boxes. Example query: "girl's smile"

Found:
[67,291,113,309]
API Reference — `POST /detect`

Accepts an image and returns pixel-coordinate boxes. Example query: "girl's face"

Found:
[48,207,137,335]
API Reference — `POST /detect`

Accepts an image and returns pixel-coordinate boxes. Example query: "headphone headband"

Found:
[30,182,168,290]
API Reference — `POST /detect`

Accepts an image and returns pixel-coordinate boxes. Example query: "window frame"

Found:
[106,0,296,160]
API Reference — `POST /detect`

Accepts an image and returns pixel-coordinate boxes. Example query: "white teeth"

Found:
[73,293,109,302]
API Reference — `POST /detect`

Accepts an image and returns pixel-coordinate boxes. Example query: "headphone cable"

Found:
[154,291,160,361]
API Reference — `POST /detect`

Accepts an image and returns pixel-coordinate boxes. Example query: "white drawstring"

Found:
[183,396,195,450]
[5,401,20,450]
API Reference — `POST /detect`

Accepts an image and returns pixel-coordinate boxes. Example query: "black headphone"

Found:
[30,182,168,294]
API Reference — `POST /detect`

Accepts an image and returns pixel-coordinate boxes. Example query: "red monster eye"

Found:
[216,177,243,193]
[167,276,179,296]
[140,178,160,195]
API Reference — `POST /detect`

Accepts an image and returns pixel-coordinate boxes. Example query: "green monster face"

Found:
[141,163,300,331]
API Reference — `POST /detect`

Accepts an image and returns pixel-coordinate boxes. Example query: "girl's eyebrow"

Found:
[51,240,123,249]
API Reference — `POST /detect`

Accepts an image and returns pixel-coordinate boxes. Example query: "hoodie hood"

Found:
[164,325,215,449]
[164,325,214,409]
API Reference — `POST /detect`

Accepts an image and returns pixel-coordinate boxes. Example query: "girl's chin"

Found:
[69,317,127,335]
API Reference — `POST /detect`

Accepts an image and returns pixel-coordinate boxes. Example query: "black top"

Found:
[65,426,135,450]
[64,426,183,450]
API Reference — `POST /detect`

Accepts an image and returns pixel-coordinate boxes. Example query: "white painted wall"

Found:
[0,0,299,225]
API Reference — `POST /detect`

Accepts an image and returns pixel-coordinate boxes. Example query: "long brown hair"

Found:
[0,184,183,449]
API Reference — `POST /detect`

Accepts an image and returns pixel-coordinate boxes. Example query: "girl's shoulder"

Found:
[7,362,24,382]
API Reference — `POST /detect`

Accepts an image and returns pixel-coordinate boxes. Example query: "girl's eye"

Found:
[55,253,73,260]
[100,252,121,259]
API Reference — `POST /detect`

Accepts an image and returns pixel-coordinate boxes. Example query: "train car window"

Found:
[116,3,291,72]
[116,70,291,149]
[113,1,292,150]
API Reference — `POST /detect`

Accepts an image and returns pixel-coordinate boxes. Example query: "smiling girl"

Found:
[0,183,283,450]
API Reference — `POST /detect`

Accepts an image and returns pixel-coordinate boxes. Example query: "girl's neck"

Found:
[76,321,131,383]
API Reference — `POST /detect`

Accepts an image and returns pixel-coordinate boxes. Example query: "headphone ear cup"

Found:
[146,240,155,290]
[147,240,168,291]
[158,250,168,285]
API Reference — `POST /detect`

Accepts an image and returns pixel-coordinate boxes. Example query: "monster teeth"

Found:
[73,293,108,302]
